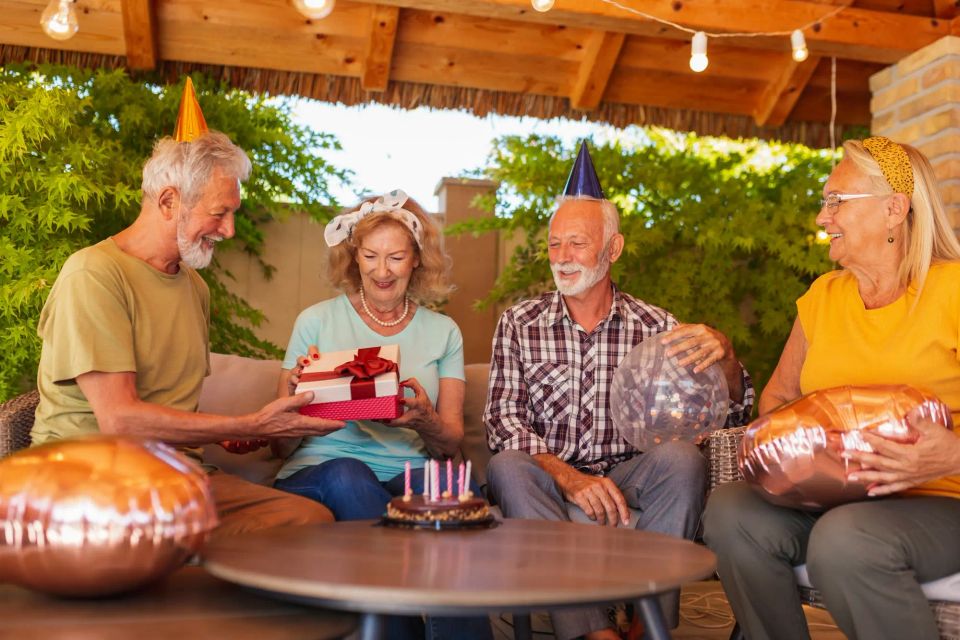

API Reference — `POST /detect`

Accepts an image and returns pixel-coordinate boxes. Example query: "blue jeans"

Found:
[275,457,492,640]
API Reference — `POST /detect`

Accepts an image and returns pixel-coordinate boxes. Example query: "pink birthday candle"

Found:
[432,460,440,501]
[458,462,465,497]
[465,460,472,497]
[404,461,411,497]
[423,460,430,497]
[446,459,453,496]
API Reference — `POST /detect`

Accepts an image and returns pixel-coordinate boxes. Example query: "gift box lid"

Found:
[295,345,401,402]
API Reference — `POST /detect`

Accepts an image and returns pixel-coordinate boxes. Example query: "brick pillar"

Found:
[435,178,500,365]
[870,36,960,231]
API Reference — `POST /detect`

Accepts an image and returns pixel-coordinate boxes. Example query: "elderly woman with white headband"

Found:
[273,190,490,640]
[704,138,960,640]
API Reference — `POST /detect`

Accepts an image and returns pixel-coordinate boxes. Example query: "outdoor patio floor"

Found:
[488,579,844,639]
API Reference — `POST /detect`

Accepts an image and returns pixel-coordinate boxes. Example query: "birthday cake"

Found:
[382,459,494,529]
[385,494,491,526]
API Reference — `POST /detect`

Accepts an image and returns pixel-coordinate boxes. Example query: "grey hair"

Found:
[552,195,620,244]
[141,131,252,208]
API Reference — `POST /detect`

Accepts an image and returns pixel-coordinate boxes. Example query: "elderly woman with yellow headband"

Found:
[704,137,960,640]
[272,190,492,640]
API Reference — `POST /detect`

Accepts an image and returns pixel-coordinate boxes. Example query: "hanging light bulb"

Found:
[292,0,336,20]
[40,0,79,41]
[689,31,708,73]
[791,29,809,62]
[531,0,555,11]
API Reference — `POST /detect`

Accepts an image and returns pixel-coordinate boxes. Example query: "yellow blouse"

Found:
[798,261,960,499]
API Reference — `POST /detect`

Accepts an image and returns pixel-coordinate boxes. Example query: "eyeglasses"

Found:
[819,193,879,211]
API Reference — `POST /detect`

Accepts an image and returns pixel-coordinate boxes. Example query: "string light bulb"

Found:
[292,0,335,20]
[531,0,555,11]
[791,29,809,62]
[689,31,708,72]
[40,0,78,41]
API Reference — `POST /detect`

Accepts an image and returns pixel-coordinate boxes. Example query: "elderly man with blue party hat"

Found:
[484,141,755,640]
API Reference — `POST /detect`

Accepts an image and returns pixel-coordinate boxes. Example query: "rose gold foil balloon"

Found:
[0,436,218,596]
[740,385,952,511]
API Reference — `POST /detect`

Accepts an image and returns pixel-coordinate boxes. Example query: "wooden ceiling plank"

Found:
[570,30,624,110]
[398,9,590,61]
[361,4,399,91]
[390,41,573,95]
[934,0,958,19]
[753,55,821,126]
[359,0,949,64]
[0,2,125,55]
[606,67,766,116]
[120,0,157,69]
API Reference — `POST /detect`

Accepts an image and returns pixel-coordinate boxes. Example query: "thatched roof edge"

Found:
[2,45,855,148]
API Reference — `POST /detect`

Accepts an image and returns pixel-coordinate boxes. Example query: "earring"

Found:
[887,235,894,243]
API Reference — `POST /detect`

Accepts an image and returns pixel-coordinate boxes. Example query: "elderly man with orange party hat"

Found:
[484,142,755,640]
[31,78,343,536]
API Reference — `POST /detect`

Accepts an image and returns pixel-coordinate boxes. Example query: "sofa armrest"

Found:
[0,390,38,458]
[705,426,745,492]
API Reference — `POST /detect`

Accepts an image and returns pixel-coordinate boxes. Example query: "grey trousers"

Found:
[486,442,707,640]
[703,481,960,640]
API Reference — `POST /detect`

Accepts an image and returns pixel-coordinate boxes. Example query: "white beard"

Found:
[177,214,221,270]
[551,251,610,297]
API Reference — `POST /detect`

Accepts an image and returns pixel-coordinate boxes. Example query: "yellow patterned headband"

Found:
[862,136,914,197]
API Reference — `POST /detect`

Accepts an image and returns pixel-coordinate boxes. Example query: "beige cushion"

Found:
[199,353,284,485]
[462,362,493,488]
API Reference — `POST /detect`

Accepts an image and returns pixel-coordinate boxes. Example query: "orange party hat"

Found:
[173,77,208,142]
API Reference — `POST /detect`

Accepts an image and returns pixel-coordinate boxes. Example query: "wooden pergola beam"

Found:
[120,0,157,70]
[363,0,949,64]
[934,0,958,20]
[570,30,624,111]
[361,4,400,92]
[753,56,820,126]
[753,0,852,127]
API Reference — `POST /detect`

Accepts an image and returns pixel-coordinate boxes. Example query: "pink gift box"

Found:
[295,345,402,421]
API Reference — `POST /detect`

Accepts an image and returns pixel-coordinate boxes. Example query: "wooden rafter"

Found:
[365,0,949,64]
[934,0,958,19]
[361,4,399,92]
[752,0,853,127]
[570,30,625,111]
[753,56,820,126]
[120,0,157,70]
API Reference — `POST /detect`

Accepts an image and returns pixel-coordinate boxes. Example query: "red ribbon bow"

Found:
[300,347,398,400]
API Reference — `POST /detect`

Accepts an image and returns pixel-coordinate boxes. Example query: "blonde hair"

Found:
[327,195,453,304]
[842,139,960,297]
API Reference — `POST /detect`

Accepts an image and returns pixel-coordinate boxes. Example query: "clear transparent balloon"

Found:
[611,337,729,451]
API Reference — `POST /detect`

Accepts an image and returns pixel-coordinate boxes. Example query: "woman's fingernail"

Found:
[848,474,859,481]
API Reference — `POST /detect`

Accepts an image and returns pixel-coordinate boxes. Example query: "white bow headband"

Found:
[324,189,423,248]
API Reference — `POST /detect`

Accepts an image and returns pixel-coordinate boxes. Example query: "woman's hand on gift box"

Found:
[289,345,322,396]
[218,439,269,454]
[387,378,439,429]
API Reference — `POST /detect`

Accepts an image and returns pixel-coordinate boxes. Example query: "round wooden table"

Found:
[203,518,716,640]
[0,566,357,640]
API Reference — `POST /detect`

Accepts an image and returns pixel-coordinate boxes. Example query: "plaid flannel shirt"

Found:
[484,286,755,475]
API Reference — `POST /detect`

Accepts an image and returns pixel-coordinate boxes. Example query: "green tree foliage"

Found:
[455,131,836,399]
[0,64,348,400]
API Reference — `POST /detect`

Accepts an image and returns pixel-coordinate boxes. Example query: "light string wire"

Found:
[595,0,847,38]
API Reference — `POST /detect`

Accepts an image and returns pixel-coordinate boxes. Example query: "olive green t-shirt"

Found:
[32,238,210,447]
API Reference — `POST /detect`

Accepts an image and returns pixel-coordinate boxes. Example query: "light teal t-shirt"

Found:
[277,294,465,481]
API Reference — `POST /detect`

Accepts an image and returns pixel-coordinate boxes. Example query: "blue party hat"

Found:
[562,141,605,199]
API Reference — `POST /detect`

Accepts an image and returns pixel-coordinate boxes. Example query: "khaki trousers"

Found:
[208,471,334,540]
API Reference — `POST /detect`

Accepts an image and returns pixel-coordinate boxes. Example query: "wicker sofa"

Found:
[2,354,958,638]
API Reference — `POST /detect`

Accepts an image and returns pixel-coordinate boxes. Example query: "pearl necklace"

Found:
[359,288,409,327]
